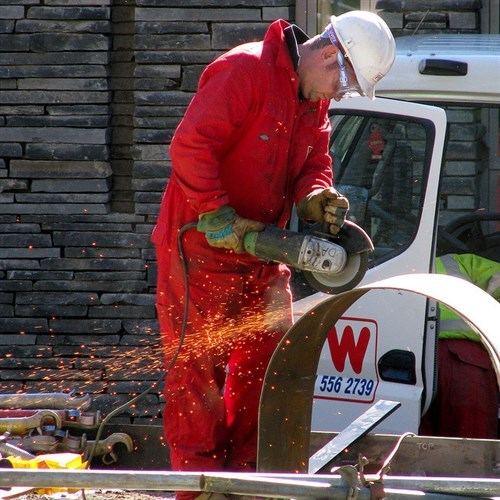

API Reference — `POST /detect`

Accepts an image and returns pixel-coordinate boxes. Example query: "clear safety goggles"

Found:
[322,24,363,98]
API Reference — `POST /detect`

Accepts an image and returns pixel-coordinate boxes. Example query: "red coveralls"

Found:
[151,20,333,496]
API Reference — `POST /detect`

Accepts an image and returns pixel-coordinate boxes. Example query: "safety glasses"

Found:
[323,24,363,98]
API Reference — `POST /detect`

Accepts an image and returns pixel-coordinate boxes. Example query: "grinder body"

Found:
[243,221,373,294]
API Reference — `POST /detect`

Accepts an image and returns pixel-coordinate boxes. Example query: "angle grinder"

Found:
[243,220,374,294]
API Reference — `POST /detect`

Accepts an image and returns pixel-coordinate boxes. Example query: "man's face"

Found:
[298,46,360,102]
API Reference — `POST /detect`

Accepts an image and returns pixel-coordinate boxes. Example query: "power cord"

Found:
[86,221,198,466]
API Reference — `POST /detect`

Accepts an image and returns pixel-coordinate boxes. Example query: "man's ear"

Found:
[322,45,338,63]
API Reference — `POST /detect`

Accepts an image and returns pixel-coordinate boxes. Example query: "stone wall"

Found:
[0,0,294,424]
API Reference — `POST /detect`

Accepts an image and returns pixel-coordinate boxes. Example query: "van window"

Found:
[330,111,432,263]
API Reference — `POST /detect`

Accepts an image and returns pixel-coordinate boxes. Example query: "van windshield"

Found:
[330,112,432,263]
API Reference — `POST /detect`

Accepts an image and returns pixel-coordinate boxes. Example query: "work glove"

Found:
[197,205,265,254]
[297,187,349,235]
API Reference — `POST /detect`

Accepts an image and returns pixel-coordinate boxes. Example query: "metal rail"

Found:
[0,469,499,498]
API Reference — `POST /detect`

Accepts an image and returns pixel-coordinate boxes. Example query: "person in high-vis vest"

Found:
[420,253,500,439]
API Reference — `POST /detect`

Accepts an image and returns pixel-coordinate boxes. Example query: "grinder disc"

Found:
[303,249,369,294]
[301,220,373,294]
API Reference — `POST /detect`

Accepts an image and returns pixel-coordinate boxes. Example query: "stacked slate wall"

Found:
[376,0,486,225]
[0,0,295,424]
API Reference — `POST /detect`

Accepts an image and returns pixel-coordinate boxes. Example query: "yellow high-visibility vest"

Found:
[436,253,500,341]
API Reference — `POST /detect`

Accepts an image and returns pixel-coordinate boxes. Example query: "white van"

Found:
[291,33,500,435]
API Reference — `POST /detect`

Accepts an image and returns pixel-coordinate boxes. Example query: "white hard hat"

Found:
[330,11,396,99]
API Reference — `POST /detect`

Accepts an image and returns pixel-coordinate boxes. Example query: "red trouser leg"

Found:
[224,269,292,471]
[155,239,292,500]
[420,339,498,439]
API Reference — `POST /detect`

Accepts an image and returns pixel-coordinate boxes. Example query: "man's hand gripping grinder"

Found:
[243,221,373,294]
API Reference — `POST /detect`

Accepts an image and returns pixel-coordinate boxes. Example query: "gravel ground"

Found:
[1,489,177,499]
[5,490,176,499]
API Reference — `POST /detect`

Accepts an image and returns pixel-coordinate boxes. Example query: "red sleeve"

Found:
[169,57,255,215]
[293,104,333,204]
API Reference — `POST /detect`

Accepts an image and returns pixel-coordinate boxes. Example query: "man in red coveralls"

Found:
[152,11,395,499]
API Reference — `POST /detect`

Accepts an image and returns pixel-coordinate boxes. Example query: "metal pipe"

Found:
[200,473,364,498]
[0,469,201,492]
[203,473,500,497]
[0,470,497,497]
[0,392,90,410]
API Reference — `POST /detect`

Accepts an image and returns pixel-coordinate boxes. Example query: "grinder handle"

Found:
[243,231,259,256]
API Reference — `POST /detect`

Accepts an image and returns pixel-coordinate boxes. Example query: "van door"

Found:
[293,97,447,434]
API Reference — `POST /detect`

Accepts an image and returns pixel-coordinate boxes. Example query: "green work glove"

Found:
[297,187,349,235]
[197,205,265,254]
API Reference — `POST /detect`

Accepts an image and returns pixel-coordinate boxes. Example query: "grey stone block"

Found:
[405,22,447,30]
[0,203,110,215]
[18,78,108,91]
[48,318,122,334]
[0,305,13,317]
[0,293,14,303]
[135,33,210,51]
[0,260,39,271]
[0,334,37,346]
[47,104,110,116]
[34,279,147,292]
[444,141,481,161]
[8,115,109,127]
[0,345,52,357]
[135,49,221,65]
[441,176,476,195]
[17,19,111,33]
[135,64,181,78]
[0,34,29,51]
[212,22,269,50]
[0,248,60,259]
[448,123,486,141]
[31,33,110,51]
[376,0,481,9]
[0,143,23,157]
[0,357,71,369]
[75,271,145,281]
[446,195,476,210]
[16,193,112,203]
[0,6,24,19]
[450,16,480,31]
[0,127,108,144]
[31,178,112,193]
[52,231,148,248]
[25,144,109,161]
[0,52,108,65]
[7,270,73,280]
[16,291,98,305]
[0,318,48,333]
[27,7,110,20]
[0,281,33,292]
[136,7,261,22]
[444,161,478,176]
[262,6,292,21]
[0,90,110,105]
[16,305,88,317]
[100,293,156,305]
[122,319,159,335]
[0,234,52,247]
[40,257,146,271]
[89,305,156,318]
[180,65,204,92]
[135,21,207,35]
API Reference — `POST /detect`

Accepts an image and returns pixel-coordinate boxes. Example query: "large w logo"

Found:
[327,325,371,374]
